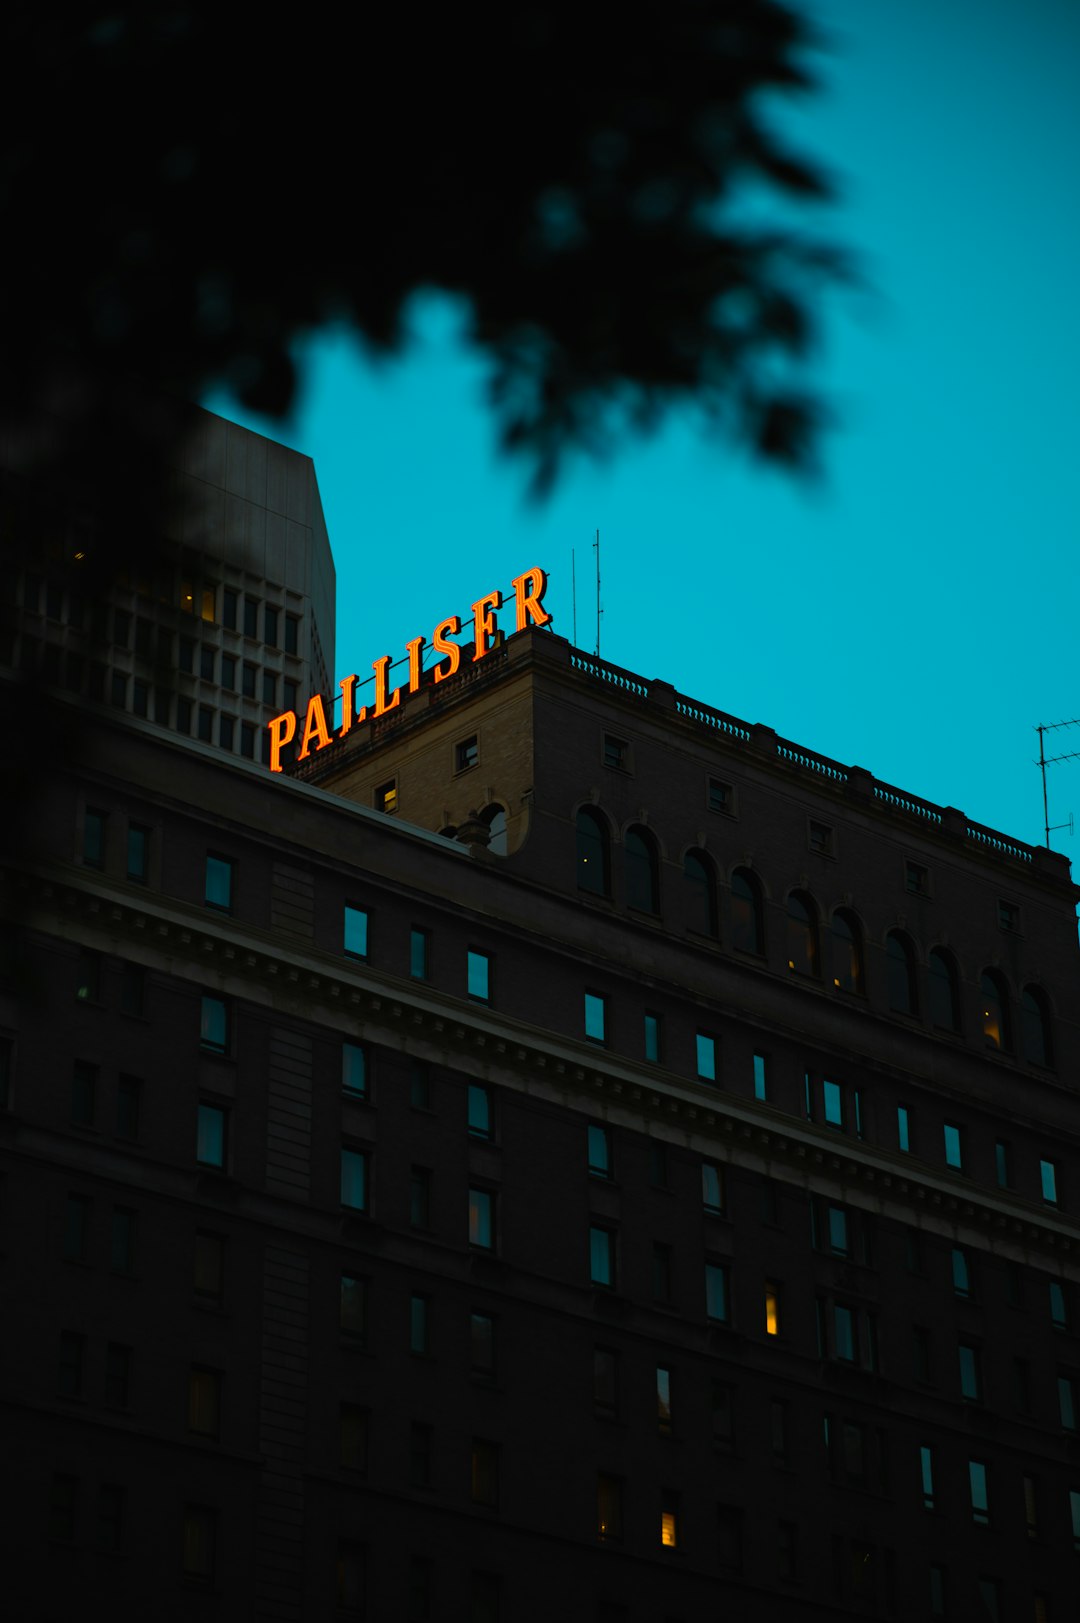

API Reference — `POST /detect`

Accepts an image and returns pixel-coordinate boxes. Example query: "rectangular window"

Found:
[344,905,368,960]
[589,1226,614,1288]
[111,1207,135,1273]
[410,928,428,980]
[410,1166,431,1230]
[752,1053,768,1101]
[765,1283,781,1337]
[930,1566,946,1619]
[771,1398,788,1459]
[969,1459,989,1524]
[1024,1475,1038,1538]
[1070,1488,1080,1550]
[176,696,193,735]
[584,991,606,1043]
[652,1242,672,1302]
[261,672,276,706]
[661,1492,679,1548]
[126,822,148,882]
[204,854,234,912]
[75,948,100,1002]
[340,1273,366,1340]
[469,1188,494,1250]
[716,1507,743,1575]
[241,661,257,698]
[199,644,215,682]
[182,1504,216,1583]
[823,1079,844,1127]
[263,605,278,646]
[808,820,833,855]
[284,613,299,655]
[467,1083,492,1140]
[222,587,238,630]
[656,1366,672,1433]
[342,1042,367,1099]
[196,1103,226,1169]
[708,777,732,814]
[71,1060,96,1125]
[340,1403,368,1471]
[410,1293,428,1355]
[219,713,235,751]
[374,780,397,814]
[110,671,128,708]
[83,807,106,867]
[456,735,479,772]
[920,1445,935,1510]
[712,1380,735,1446]
[593,1348,618,1416]
[834,1304,856,1362]
[644,1012,660,1062]
[58,1330,84,1396]
[471,1439,498,1507]
[1041,1159,1059,1206]
[116,1074,140,1140]
[597,1474,622,1542]
[195,1232,225,1304]
[120,962,145,1017]
[410,1422,431,1487]
[587,1123,610,1178]
[132,678,149,718]
[649,1142,668,1186]
[952,1247,971,1299]
[220,653,236,691]
[905,860,929,895]
[705,1262,728,1322]
[467,950,490,1002]
[98,1483,124,1553]
[827,1205,849,1256]
[698,1162,724,1214]
[243,596,259,638]
[944,1122,963,1170]
[471,1313,495,1379]
[696,1032,717,1082]
[998,900,1019,931]
[959,1342,981,1402]
[341,1148,367,1212]
[64,1194,90,1261]
[410,1060,430,1110]
[49,1474,78,1543]
[1051,1281,1068,1331]
[993,1139,1010,1187]
[602,734,628,771]
[240,721,255,757]
[1059,1375,1077,1432]
[199,995,229,1054]
[188,1368,221,1438]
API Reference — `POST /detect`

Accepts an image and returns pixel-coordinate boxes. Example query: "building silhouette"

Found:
[3,413,1080,1620]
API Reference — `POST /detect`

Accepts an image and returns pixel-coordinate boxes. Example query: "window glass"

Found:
[195,1233,225,1303]
[827,1206,849,1255]
[83,807,106,867]
[823,1080,843,1127]
[243,597,259,639]
[71,1060,96,1125]
[111,1208,135,1273]
[969,1460,989,1523]
[188,1368,221,1437]
[339,1272,365,1338]
[831,911,863,994]
[684,849,717,936]
[64,1194,89,1261]
[661,1494,679,1547]
[765,1285,780,1336]
[995,1140,1010,1187]
[587,1124,610,1178]
[284,614,299,655]
[344,905,368,960]
[200,995,228,1053]
[204,855,233,911]
[981,971,1010,1050]
[584,992,606,1043]
[597,1474,622,1541]
[834,1304,855,1361]
[467,950,490,1002]
[886,933,916,1014]
[341,1148,367,1211]
[342,1043,367,1099]
[589,1226,614,1287]
[731,869,763,954]
[1060,1375,1077,1431]
[705,1263,728,1322]
[897,1105,911,1152]
[944,1123,963,1170]
[339,1403,367,1471]
[196,1103,225,1168]
[127,824,148,882]
[702,1162,724,1213]
[467,1083,491,1139]
[920,1445,935,1508]
[952,1248,971,1298]
[1050,1282,1068,1330]
[959,1343,980,1401]
[469,1188,494,1250]
[576,807,611,896]
[928,949,959,1030]
[753,1053,767,1101]
[656,1367,672,1432]
[696,1033,716,1082]
[456,736,479,771]
[264,605,278,647]
[410,929,428,980]
[471,1313,495,1377]
[1023,987,1051,1066]
[116,1075,140,1139]
[786,892,818,977]
[625,827,658,913]
[644,1012,660,1062]
[1041,1159,1059,1205]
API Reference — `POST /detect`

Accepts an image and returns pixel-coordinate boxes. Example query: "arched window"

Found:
[1022,985,1051,1067]
[625,826,659,914]
[576,807,611,897]
[980,970,1011,1051]
[731,868,764,955]
[831,910,863,995]
[928,948,960,1031]
[684,849,718,938]
[786,892,819,978]
[479,804,508,857]
[886,932,917,1015]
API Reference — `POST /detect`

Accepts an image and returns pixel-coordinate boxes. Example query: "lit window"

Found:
[969,1459,989,1524]
[589,1226,614,1287]
[597,1474,622,1541]
[981,970,1010,1051]
[341,1149,367,1212]
[374,780,397,814]
[469,1188,494,1250]
[897,1105,911,1152]
[200,995,229,1054]
[204,854,234,912]
[467,950,490,1002]
[344,905,368,960]
[660,1494,679,1548]
[644,1011,660,1062]
[765,1284,781,1337]
[752,1053,768,1101]
[196,1104,226,1169]
[587,1124,610,1178]
[944,1123,963,1171]
[584,992,606,1044]
[342,1043,367,1099]
[1041,1159,1059,1206]
[467,1083,492,1140]
[696,1033,717,1083]
[456,735,478,772]
[705,1262,728,1322]
[702,1162,724,1214]
[410,928,429,980]
[188,1368,221,1438]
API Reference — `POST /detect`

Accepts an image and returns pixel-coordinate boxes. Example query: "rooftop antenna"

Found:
[571,548,578,648]
[593,527,602,658]
[1034,718,1080,847]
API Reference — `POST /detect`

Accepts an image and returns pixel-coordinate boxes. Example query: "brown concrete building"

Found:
[4,428,1080,1620]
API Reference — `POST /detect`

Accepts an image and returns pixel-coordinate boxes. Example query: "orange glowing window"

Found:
[661,1503,678,1547]
[766,1286,781,1337]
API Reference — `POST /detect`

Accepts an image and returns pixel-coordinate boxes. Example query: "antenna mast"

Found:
[1034,717,1080,847]
[593,528,602,657]
[571,549,577,648]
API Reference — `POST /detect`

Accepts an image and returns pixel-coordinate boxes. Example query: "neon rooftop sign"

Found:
[266,565,551,773]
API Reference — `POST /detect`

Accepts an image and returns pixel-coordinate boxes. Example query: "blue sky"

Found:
[207,0,1080,853]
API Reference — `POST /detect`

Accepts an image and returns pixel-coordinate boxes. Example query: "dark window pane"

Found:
[576,808,610,896]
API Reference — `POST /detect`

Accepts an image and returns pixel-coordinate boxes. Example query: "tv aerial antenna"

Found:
[1035,718,1080,847]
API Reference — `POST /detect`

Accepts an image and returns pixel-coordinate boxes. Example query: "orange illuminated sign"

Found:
[267,565,551,773]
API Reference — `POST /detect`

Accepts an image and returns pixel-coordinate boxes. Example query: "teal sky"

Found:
[207,0,1080,854]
